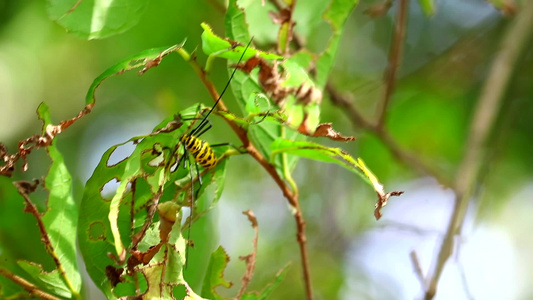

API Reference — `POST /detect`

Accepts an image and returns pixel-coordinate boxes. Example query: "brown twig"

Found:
[183,52,313,300]
[236,210,259,298]
[376,0,409,130]
[0,268,62,300]
[326,83,452,187]
[410,251,426,290]
[424,3,533,299]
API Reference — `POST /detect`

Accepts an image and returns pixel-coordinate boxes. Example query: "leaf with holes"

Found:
[78,104,229,298]
[201,246,232,300]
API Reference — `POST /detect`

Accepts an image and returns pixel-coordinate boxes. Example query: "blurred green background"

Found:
[0,0,532,299]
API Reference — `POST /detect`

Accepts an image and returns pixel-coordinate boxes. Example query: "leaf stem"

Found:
[376,0,409,130]
[180,52,313,300]
[0,268,62,300]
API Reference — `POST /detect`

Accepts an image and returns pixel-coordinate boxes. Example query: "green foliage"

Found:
[1,0,410,299]
[0,103,81,299]
[417,0,436,16]
[46,0,149,39]
[201,246,232,300]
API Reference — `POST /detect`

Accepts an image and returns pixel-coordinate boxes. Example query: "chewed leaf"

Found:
[315,0,359,89]
[79,104,230,297]
[201,23,282,61]
[201,246,232,300]
[240,264,290,300]
[36,103,82,295]
[85,42,184,105]
[46,0,149,39]
[270,139,402,219]
[17,261,72,298]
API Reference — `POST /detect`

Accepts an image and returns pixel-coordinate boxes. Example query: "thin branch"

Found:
[236,210,259,298]
[424,3,533,299]
[326,82,452,187]
[181,52,313,300]
[0,268,62,300]
[376,0,409,129]
[410,251,426,291]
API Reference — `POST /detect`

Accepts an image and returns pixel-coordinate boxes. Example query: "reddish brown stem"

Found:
[187,56,313,299]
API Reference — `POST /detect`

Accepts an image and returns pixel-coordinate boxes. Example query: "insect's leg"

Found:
[185,154,194,269]
[175,146,188,172]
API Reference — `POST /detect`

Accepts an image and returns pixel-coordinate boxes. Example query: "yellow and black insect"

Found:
[176,39,253,265]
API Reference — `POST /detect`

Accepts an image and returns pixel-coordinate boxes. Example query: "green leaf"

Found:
[270,138,375,187]
[138,217,187,299]
[85,42,184,105]
[46,0,149,39]
[79,105,230,297]
[240,265,290,300]
[36,103,81,296]
[17,261,72,298]
[315,0,359,89]
[224,1,309,178]
[201,246,232,300]
[201,23,282,61]
[417,0,436,16]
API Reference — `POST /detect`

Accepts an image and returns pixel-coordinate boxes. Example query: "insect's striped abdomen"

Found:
[180,134,217,169]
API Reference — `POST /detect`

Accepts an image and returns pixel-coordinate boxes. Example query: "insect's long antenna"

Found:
[192,38,254,134]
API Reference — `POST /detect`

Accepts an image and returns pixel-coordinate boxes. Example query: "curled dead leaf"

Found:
[310,123,356,142]
[374,191,403,220]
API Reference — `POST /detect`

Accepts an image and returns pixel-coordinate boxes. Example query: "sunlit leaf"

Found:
[270,138,402,219]
[201,23,282,62]
[17,261,71,298]
[36,103,81,296]
[46,0,149,39]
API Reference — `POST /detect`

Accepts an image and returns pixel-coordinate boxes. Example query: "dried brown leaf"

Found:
[310,123,356,141]
[236,210,259,298]
[374,190,403,220]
